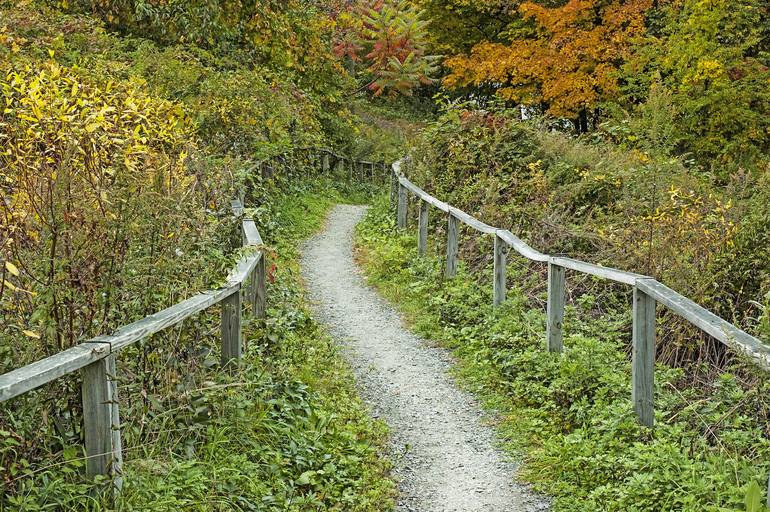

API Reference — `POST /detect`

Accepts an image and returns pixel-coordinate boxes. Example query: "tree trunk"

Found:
[579,109,589,133]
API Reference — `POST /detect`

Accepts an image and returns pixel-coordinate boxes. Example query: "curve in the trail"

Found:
[301,204,548,512]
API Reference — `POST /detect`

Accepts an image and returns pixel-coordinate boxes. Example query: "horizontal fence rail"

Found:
[297,147,389,185]
[391,161,770,428]
[0,148,382,494]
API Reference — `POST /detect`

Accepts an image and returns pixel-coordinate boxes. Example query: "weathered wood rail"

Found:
[391,161,770,428]
[296,147,388,185]
[0,147,384,492]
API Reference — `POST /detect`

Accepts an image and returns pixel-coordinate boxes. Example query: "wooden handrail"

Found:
[392,160,770,427]
[0,343,111,403]
[636,279,770,370]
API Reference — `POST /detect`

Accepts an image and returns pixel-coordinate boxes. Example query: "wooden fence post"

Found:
[336,157,344,179]
[446,213,459,278]
[546,262,565,352]
[247,265,256,314]
[82,354,123,490]
[493,234,507,306]
[390,171,398,208]
[418,200,429,256]
[221,289,242,365]
[254,255,267,319]
[397,184,408,229]
[632,286,656,427]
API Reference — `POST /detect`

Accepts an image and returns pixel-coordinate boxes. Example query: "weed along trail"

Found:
[301,205,547,512]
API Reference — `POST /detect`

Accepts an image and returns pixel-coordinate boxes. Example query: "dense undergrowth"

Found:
[356,196,770,511]
[402,105,770,366]
[0,0,401,507]
[2,185,395,510]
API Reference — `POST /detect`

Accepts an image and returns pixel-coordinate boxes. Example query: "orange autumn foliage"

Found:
[445,0,655,118]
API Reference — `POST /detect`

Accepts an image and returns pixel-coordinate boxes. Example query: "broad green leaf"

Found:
[745,480,763,512]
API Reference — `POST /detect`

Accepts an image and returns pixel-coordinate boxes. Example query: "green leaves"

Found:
[617,0,770,169]
[296,469,318,486]
[745,480,764,512]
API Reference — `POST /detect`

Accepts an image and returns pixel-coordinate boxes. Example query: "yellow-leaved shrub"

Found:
[0,60,227,360]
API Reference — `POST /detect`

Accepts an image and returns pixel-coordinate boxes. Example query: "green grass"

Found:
[2,185,395,511]
[355,195,770,512]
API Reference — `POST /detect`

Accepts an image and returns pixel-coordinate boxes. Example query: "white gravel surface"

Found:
[301,204,549,512]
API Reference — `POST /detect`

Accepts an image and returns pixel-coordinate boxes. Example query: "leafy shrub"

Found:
[402,102,769,364]
[0,58,223,359]
[132,43,325,157]
[333,0,439,97]
[617,0,770,171]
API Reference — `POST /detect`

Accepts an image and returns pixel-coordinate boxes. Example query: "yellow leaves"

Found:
[634,150,651,164]
[446,0,651,118]
[47,62,62,79]
[682,59,725,86]
[3,279,34,295]
[22,329,40,339]
[1,59,199,298]
[647,184,737,250]
[527,160,543,172]
[668,185,681,200]
[4,261,19,277]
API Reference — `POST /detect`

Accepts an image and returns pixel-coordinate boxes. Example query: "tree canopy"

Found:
[429,0,770,165]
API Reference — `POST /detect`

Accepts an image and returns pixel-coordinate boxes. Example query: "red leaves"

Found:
[334,1,438,97]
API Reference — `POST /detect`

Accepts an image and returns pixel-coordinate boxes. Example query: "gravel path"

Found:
[301,205,548,512]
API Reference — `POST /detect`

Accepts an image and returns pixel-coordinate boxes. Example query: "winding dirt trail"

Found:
[301,204,547,512]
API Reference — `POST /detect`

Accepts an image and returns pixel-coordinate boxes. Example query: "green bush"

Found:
[617,0,770,172]
[401,103,770,363]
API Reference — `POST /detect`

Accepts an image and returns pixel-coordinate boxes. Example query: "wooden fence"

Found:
[0,148,385,492]
[299,147,388,185]
[390,160,770,428]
